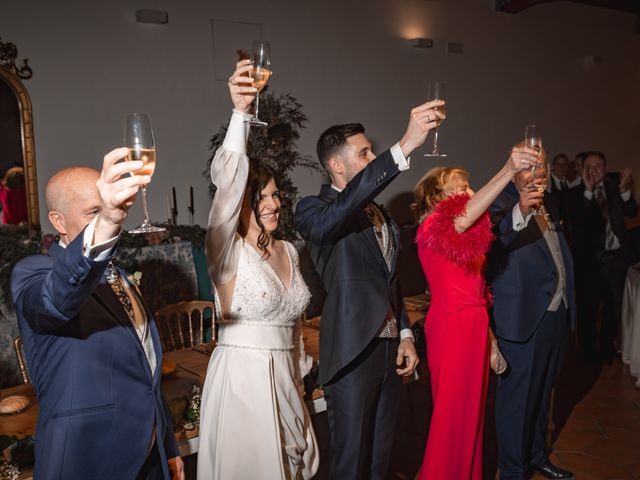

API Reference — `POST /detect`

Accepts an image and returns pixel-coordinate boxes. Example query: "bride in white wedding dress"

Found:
[197,60,319,479]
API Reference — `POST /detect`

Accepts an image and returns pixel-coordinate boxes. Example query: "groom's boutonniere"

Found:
[128,271,142,288]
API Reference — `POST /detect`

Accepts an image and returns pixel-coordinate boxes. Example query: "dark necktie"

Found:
[594,185,609,221]
[594,185,618,251]
[106,263,134,320]
[561,180,568,191]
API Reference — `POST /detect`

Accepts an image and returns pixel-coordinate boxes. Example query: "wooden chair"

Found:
[155,300,217,352]
[14,336,30,384]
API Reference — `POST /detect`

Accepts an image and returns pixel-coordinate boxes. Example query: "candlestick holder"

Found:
[188,207,194,226]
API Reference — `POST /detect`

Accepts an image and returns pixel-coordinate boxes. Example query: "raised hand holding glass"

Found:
[124,113,165,234]
[424,81,447,157]
[248,40,271,127]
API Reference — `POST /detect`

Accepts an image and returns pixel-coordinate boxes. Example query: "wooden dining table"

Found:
[162,295,429,456]
[0,295,429,460]
[0,383,38,439]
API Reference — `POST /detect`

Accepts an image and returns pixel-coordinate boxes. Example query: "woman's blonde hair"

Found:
[411,166,469,220]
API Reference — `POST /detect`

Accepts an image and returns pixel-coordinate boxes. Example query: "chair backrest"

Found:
[14,336,30,384]
[155,300,217,352]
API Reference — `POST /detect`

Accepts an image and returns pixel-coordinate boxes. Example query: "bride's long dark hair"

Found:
[243,158,279,258]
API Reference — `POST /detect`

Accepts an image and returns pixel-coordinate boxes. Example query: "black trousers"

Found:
[577,248,629,358]
[323,338,402,480]
[136,442,163,480]
[496,305,569,480]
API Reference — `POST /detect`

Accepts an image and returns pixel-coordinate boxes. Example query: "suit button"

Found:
[76,267,85,275]
[68,277,77,285]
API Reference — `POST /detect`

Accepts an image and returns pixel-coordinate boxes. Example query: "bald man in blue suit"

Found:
[11,150,184,480]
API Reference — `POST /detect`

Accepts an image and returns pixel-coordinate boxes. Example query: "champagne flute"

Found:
[248,40,272,127]
[424,81,447,157]
[524,124,543,174]
[523,124,547,216]
[125,113,165,234]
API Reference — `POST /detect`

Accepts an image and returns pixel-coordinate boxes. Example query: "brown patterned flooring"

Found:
[383,336,640,480]
[180,335,640,479]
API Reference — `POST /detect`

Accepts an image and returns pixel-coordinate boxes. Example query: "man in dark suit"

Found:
[295,100,443,479]
[569,151,636,361]
[487,151,575,480]
[10,150,184,480]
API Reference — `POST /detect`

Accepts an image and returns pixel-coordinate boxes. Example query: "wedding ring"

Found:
[427,114,432,122]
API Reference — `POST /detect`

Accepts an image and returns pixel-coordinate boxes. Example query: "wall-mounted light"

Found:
[408,38,434,49]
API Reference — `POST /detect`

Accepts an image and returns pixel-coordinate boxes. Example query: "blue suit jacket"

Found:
[486,183,576,342]
[10,231,178,480]
[295,150,409,384]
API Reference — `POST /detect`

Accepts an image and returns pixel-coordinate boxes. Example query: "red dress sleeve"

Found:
[416,193,494,272]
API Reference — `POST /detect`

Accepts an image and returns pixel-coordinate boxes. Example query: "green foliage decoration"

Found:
[204,87,322,240]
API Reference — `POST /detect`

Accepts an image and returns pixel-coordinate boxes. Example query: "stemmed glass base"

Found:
[248,117,268,127]
[247,90,268,127]
[129,186,166,234]
[424,128,446,157]
[424,152,447,158]
[129,223,166,234]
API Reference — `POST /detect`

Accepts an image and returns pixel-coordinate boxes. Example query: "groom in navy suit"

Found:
[11,150,184,479]
[487,150,575,480]
[295,99,444,479]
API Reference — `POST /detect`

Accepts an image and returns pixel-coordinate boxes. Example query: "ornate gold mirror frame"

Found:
[0,37,39,227]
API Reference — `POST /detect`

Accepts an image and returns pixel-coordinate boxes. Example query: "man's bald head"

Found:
[46,167,102,244]
[45,167,100,214]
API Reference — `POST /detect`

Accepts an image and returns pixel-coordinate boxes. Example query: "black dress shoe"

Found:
[529,462,575,479]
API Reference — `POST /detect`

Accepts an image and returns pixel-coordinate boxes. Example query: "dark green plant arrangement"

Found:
[113,223,206,273]
[0,435,34,480]
[0,224,206,304]
[0,226,42,305]
[204,86,321,240]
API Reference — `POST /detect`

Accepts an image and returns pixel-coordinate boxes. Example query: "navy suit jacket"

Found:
[568,179,638,264]
[10,231,178,480]
[486,184,576,342]
[295,150,408,385]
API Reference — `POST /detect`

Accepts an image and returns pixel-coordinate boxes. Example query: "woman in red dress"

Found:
[413,146,537,479]
[0,166,28,225]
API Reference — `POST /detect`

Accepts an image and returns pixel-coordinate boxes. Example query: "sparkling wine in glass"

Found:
[424,81,447,157]
[524,124,543,173]
[125,113,165,234]
[523,124,548,216]
[249,40,271,127]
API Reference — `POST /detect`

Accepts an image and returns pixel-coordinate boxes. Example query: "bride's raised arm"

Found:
[205,60,257,286]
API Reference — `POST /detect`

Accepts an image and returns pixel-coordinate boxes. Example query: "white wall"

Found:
[1,0,639,232]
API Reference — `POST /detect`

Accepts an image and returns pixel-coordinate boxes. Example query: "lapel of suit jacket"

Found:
[91,268,155,383]
[361,211,389,273]
[504,184,553,266]
[377,202,399,276]
[319,184,389,274]
[120,270,163,383]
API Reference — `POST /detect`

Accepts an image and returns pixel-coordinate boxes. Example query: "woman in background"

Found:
[197,60,318,479]
[413,146,537,479]
[0,166,28,225]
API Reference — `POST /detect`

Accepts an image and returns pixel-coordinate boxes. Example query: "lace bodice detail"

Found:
[221,241,310,327]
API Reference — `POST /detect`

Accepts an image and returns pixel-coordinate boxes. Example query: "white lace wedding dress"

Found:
[197,110,319,479]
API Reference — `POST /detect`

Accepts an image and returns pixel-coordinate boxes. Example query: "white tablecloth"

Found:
[621,263,640,388]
